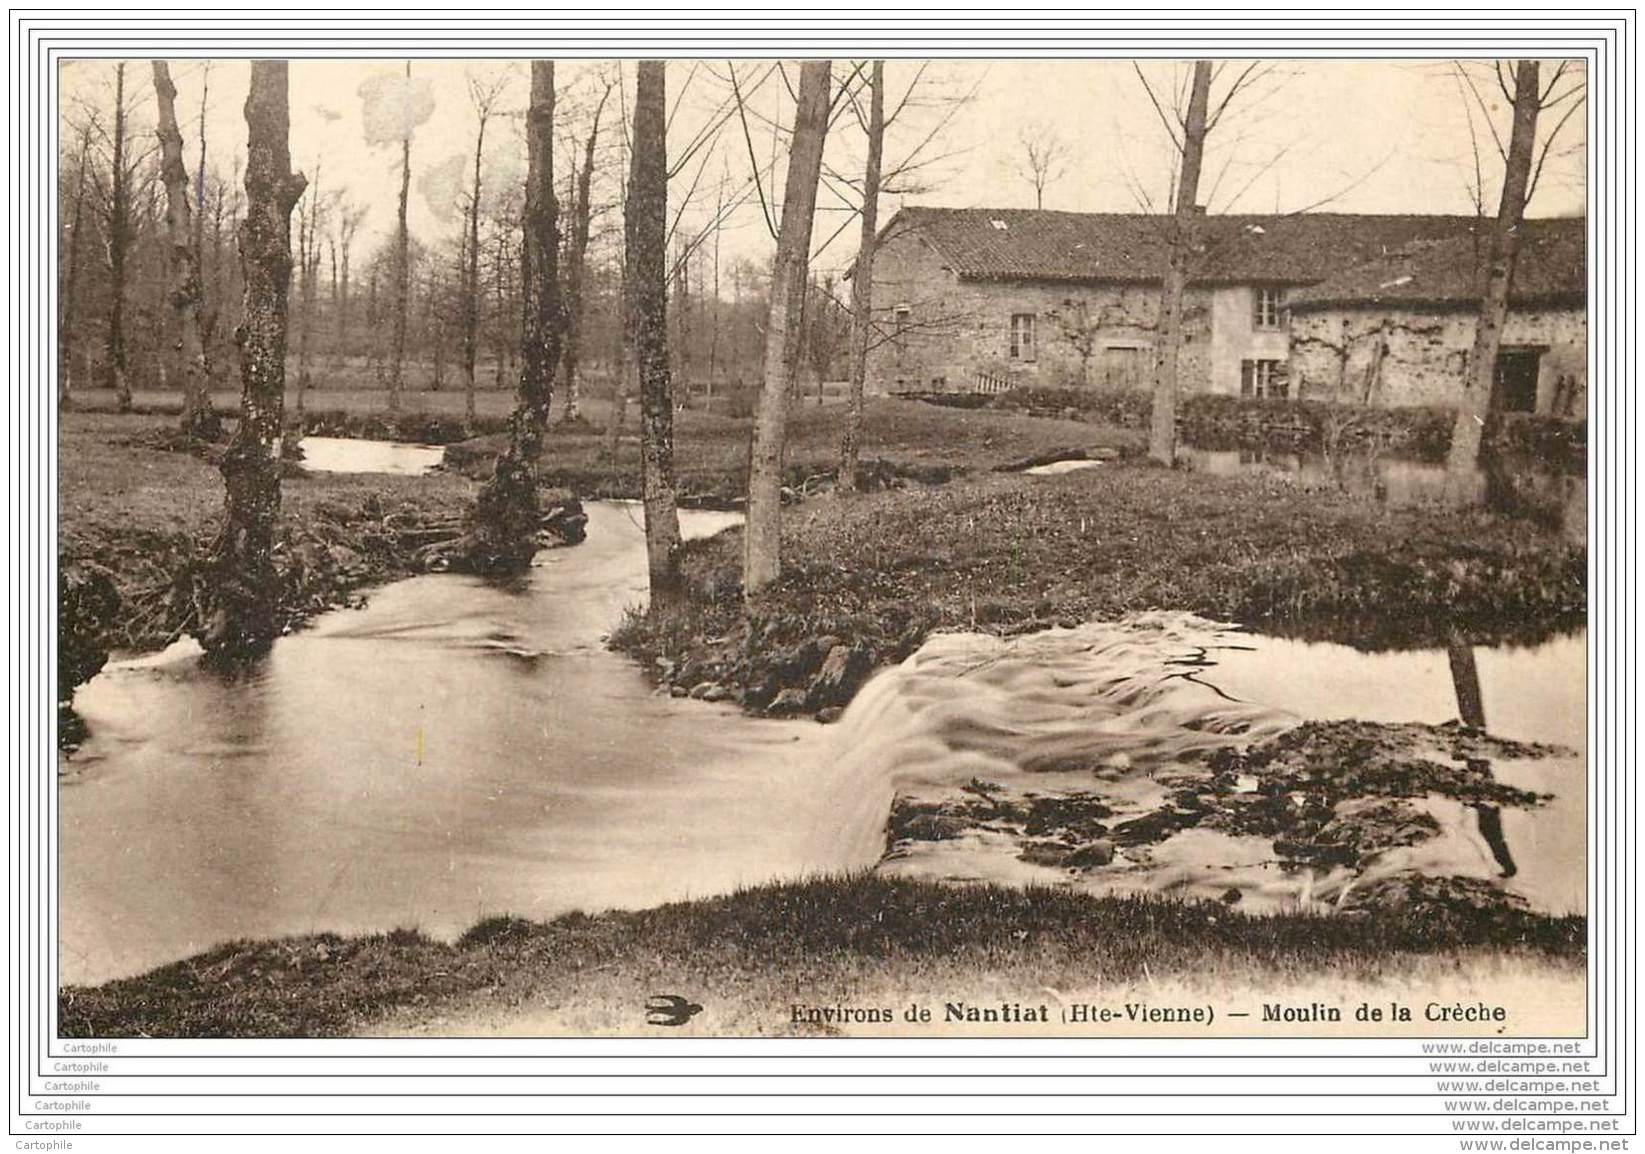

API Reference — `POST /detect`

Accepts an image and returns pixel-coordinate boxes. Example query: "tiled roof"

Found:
[886,206,1585,294]
[1285,218,1587,310]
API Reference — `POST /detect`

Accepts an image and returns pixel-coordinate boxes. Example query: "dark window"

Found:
[1240,358,1289,399]
[1009,313,1036,361]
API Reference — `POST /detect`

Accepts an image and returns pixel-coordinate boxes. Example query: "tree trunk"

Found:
[335,237,351,370]
[492,228,509,392]
[1148,60,1211,467]
[327,238,338,369]
[153,61,217,439]
[202,183,223,384]
[743,60,832,601]
[59,120,92,409]
[462,109,486,424]
[1448,60,1541,477]
[295,165,319,415]
[106,62,132,411]
[467,60,561,574]
[367,267,381,381]
[706,172,724,408]
[628,61,682,601]
[388,65,412,412]
[838,60,884,493]
[671,246,691,407]
[603,299,631,459]
[194,63,209,267]
[561,89,606,425]
[200,60,305,662]
[429,263,445,390]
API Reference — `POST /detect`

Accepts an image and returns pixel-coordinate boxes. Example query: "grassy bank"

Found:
[445,394,1141,503]
[57,873,1582,1038]
[58,412,484,657]
[60,395,1131,653]
[611,463,1586,715]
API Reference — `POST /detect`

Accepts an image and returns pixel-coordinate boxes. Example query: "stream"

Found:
[60,504,843,987]
[60,487,1586,990]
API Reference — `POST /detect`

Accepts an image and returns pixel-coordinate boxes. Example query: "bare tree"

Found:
[466,61,562,573]
[105,62,133,410]
[705,166,726,407]
[672,239,693,402]
[460,69,510,424]
[193,62,209,268]
[1015,120,1069,210]
[1146,61,1211,465]
[1447,59,1584,475]
[743,60,832,600]
[152,61,216,438]
[838,59,885,492]
[328,195,365,370]
[628,61,683,601]
[561,75,612,425]
[602,70,635,463]
[200,60,305,661]
[58,111,97,409]
[293,164,322,414]
[388,61,414,410]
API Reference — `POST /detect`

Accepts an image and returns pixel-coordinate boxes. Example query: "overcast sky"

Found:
[58,58,1587,283]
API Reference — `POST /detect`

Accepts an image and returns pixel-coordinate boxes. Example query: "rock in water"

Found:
[807,642,872,709]
[766,687,810,715]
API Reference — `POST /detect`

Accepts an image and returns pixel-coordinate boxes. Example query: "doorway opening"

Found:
[1493,347,1544,413]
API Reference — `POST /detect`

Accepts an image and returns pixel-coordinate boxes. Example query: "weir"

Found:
[59,501,1585,988]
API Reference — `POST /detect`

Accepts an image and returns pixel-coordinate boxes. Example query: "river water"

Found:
[60,499,1587,988]
[60,504,844,987]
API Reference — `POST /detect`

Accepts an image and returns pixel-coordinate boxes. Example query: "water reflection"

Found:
[1214,629,1585,915]
[1448,639,1516,878]
[297,436,446,476]
[1178,447,1586,541]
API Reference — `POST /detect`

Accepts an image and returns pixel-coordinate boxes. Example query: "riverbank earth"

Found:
[56,393,1588,1037]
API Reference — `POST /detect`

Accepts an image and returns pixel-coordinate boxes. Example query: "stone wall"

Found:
[1289,305,1587,414]
[866,228,1308,398]
[866,229,1212,394]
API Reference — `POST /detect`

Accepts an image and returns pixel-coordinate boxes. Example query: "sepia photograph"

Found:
[51,54,1589,1040]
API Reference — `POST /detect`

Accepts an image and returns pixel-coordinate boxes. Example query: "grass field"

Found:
[58,874,1582,1038]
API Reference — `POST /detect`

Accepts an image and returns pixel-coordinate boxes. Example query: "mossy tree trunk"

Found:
[200,61,306,662]
[629,61,683,602]
[154,61,218,439]
[466,60,562,574]
[743,59,832,601]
